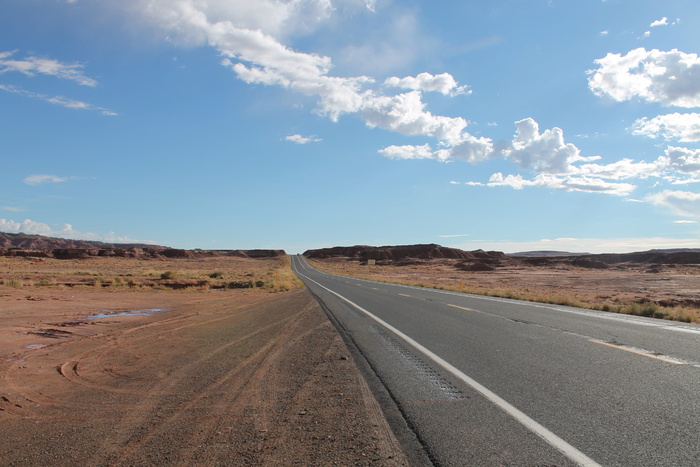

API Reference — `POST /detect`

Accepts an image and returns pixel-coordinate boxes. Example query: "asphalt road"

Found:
[292,255,700,466]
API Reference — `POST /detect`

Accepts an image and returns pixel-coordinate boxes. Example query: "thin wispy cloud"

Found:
[0,84,117,115]
[0,50,98,86]
[23,174,82,186]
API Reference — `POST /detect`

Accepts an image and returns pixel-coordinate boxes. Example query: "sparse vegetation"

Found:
[0,254,303,294]
[2,278,24,288]
[309,258,700,324]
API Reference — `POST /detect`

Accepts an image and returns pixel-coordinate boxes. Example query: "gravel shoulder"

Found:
[0,287,409,466]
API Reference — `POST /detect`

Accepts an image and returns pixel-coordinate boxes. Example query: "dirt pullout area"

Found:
[0,288,408,466]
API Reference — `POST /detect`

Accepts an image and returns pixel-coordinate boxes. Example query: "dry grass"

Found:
[0,255,303,293]
[308,258,700,324]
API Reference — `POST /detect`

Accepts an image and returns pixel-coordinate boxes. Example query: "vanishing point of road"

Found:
[292,255,700,466]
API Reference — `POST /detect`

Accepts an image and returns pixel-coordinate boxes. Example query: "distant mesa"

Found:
[509,250,590,257]
[0,232,285,259]
[304,243,506,264]
[304,243,700,267]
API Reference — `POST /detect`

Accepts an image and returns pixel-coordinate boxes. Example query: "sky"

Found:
[1,0,700,254]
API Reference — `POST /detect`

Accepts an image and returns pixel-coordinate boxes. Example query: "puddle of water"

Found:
[84,308,167,320]
[25,344,47,350]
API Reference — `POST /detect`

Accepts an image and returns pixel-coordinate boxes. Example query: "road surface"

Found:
[292,255,700,466]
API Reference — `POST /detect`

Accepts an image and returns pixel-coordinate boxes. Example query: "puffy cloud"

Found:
[434,135,495,164]
[379,135,494,164]
[0,84,117,115]
[0,217,138,242]
[285,134,321,144]
[0,50,98,86]
[378,144,441,160]
[650,17,669,27]
[645,190,700,218]
[661,146,700,179]
[140,0,334,41]
[649,17,678,28]
[361,91,467,144]
[505,118,598,174]
[631,113,700,142]
[588,48,700,108]
[0,218,53,236]
[384,72,470,96]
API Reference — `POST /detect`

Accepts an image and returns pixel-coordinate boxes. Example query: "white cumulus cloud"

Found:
[588,48,700,108]
[504,118,599,174]
[0,217,139,242]
[361,91,468,144]
[384,72,470,97]
[285,134,321,144]
[631,113,700,142]
[378,144,439,160]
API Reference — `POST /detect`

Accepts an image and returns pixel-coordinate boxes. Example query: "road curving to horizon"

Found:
[293,255,700,466]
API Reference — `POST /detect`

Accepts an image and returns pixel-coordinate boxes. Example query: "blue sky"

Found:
[1,0,700,254]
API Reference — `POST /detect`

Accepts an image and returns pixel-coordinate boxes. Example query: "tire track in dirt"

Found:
[1,290,409,466]
[87,293,312,464]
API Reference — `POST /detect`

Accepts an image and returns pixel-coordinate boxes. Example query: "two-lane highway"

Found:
[292,255,700,466]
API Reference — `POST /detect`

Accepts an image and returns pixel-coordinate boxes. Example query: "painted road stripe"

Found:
[448,304,475,312]
[588,339,686,365]
[295,266,601,467]
[398,293,412,298]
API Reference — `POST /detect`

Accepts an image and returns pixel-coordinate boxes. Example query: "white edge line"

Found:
[293,260,601,467]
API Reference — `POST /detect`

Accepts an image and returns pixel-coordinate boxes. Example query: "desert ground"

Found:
[0,255,408,466]
[2,249,699,466]
[307,256,700,323]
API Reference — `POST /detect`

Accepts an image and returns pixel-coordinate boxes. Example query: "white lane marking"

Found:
[295,265,601,467]
[447,304,476,312]
[588,339,687,365]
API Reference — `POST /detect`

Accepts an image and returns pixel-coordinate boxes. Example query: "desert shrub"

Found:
[37,279,54,286]
[161,270,178,280]
[4,278,23,288]
[623,302,668,319]
[209,271,224,279]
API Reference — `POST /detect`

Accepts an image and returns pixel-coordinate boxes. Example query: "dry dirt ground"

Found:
[0,256,408,466]
[308,257,700,323]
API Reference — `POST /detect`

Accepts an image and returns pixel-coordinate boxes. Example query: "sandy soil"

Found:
[0,258,409,466]
[308,257,700,322]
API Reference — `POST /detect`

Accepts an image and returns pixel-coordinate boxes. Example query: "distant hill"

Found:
[0,232,285,260]
[304,244,700,267]
[0,232,165,250]
[304,244,506,262]
[509,251,589,257]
